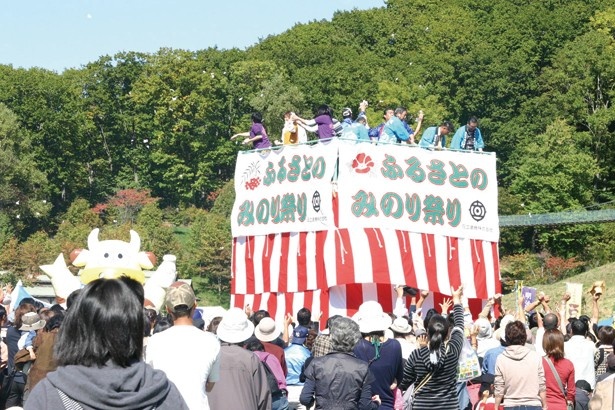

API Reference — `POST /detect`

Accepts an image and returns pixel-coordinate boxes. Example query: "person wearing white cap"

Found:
[146,282,221,410]
[473,317,499,358]
[352,301,403,410]
[208,308,272,410]
[482,314,515,377]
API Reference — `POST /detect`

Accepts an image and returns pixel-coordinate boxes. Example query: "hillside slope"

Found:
[502,262,615,321]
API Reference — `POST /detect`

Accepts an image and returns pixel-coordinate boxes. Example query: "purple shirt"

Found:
[250,123,271,149]
[254,351,287,391]
[314,114,334,140]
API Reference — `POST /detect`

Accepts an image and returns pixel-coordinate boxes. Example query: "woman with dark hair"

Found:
[153,318,173,335]
[25,277,188,410]
[493,320,547,409]
[206,316,222,334]
[245,339,289,410]
[292,105,342,141]
[399,286,465,410]
[230,112,272,149]
[542,329,575,410]
[301,316,379,409]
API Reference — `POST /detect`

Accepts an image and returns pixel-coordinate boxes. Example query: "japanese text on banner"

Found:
[336,141,499,242]
[231,140,339,237]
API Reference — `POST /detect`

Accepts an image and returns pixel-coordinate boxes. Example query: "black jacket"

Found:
[300,351,378,409]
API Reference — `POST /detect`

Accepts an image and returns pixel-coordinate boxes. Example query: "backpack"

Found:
[261,360,282,396]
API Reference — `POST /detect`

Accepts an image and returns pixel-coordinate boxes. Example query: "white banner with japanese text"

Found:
[337,141,499,242]
[231,140,339,237]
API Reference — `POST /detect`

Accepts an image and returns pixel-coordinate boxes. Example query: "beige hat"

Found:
[165,282,196,313]
[20,312,46,332]
[254,317,280,342]
[352,301,392,333]
[390,317,413,334]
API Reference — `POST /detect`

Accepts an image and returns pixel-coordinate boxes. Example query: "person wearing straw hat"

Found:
[146,282,221,410]
[255,317,288,376]
[19,312,46,361]
[353,301,403,410]
[208,308,271,410]
[390,317,416,362]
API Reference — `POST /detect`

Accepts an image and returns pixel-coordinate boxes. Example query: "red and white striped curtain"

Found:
[231,228,500,321]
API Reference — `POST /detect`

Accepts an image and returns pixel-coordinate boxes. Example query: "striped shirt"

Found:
[399,304,465,410]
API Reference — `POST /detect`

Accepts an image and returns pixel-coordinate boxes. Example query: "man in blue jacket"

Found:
[419,121,454,149]
[379,108,410,144]
[450,117,484,151]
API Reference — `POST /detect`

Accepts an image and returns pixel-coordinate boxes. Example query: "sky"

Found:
[0,0,384,73]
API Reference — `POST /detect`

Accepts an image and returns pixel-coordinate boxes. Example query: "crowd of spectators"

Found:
[0,278,611,409]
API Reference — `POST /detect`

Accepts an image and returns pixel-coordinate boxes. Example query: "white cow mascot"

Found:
[40,228,177,311]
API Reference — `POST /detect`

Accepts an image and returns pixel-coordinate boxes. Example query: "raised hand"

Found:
[451,285,464,304]
[439,298,452,315]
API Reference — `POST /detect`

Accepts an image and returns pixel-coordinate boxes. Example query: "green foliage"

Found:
[54,198,102,255]
[249,72,306,136]
[0,67,91,210]
[128,48,237,206]
[586,222,615,267]
[0,213,14,250]
[18,231,61,278]
[507,120,601,256]
[134,202,180,260]
[0,103,51,238]
[500,253,544,287]
[591,7,615,37]
[210,179,235,219]
[0,237,21,276]
[178,210,231,305]
[533,26,615,201]
[509,120,598,212]
[501,251,584,288]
